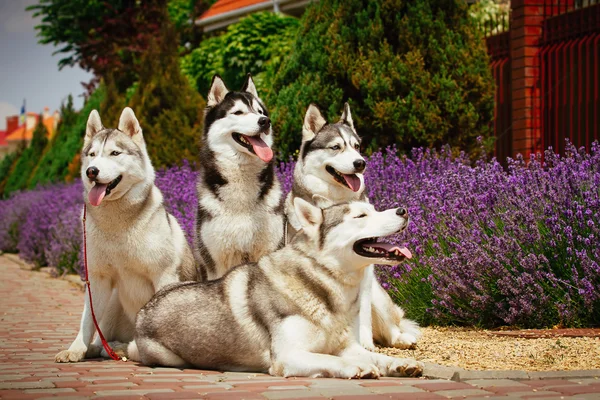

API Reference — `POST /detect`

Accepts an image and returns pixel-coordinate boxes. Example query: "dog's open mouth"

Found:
[326,165,361,192]
[232,132,273,163]
[353,237,412,262]
[88,175,122,206]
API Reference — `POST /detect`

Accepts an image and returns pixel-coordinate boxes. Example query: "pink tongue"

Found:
[343,174,361,192]
[244,135,273,163]
[373,243,412,259]
[88,183,108,206]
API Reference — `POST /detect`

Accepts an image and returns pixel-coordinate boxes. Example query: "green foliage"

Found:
[181,12,300,96]
[0,152,20,196]
[4,117,49,195]
[269,0,495,159]
[29,0,167,92]
[129,18,204,168]
[28,88,106,187]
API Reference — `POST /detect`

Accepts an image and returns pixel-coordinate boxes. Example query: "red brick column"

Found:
[510,0,544,159]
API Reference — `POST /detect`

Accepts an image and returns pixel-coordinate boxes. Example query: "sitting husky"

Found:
[284,104,421,350]
[194,74,284,281]
[55,108,197,363]
[128,197,423,378]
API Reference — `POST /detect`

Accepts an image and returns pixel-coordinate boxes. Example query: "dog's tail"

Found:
[126,340,141,362]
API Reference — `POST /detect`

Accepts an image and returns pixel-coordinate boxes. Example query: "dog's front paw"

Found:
[340,362,381,379]
[391,331,418,350]
[55,349,86,363]
[359,327,376,351]
[385,358,423,377]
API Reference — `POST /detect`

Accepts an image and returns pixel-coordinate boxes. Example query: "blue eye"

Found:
[331,145,341,151]
[110,151,121,156]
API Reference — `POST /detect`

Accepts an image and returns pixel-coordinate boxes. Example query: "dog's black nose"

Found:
[258,116,270,128]
[396,207,408,217]
[353,159,366,172]
[86,166,99,180]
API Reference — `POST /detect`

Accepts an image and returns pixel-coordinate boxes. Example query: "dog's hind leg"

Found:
[355,265,375,350]
[370,277,421,349]
[135,337,187,368]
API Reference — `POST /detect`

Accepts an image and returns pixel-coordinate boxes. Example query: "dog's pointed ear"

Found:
[302,104,327,142]
[84,110,103,146]
[241,74,259,99]
[312,194,334,209]
[294,197,323,229]
[339,102,354,130]
[208,75,229,107]
[118,107,142,138]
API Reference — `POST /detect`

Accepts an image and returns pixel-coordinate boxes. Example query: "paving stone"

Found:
[528,370,600,380]
[503,391,562,397]
[23,387,77,394]
[432,388,494,397]
[466,379,531,388]
[0,381,55,389]
[92,388,174,396]
[266,385,312,391]
[456,370,531,381]
[261,389,326,399]
[547,385,600,395]
[370,385,427,394]
[414,381,475,391]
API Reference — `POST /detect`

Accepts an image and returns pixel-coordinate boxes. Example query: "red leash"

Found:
[82,204,121,361]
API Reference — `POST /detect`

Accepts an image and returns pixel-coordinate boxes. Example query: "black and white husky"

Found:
[129,197,423,378]
[194,75,284,281]
[284,104,421,350]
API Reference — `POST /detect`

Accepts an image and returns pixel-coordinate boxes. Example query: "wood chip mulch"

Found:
[378,326,600,371]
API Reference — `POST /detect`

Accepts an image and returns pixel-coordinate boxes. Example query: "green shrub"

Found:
[129,18,204,168]
[181,12,300,96]
[3,117,49,195]
[28,88,105,187]
[269,0,495,158]
[0,151,20,196]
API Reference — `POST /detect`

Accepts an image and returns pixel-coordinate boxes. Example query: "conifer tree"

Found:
[269,0,495,158]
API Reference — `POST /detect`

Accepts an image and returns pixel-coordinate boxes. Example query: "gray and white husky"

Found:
[284,104,421,351]
[128,197,423,378]
[194,74,284,281]
[55,108,197,363]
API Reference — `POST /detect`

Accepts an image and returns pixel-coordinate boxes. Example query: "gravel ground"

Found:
[379,326,600,371]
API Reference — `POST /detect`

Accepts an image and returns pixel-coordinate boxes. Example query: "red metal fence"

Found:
[540,1,600,155]
[485,0,600,161]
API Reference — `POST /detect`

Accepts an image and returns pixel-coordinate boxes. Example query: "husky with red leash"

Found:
[55,107,197,363]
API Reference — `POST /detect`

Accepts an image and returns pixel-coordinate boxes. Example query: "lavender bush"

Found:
[0,142,597,328]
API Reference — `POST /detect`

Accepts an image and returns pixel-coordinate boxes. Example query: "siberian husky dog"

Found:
[284,104,421,351]
[128,198,423,378]
[194,74,284,281]
[55,108,197,363]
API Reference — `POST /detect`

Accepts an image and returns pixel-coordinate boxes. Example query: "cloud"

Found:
[0,0,39,34]
[0,102,19,131]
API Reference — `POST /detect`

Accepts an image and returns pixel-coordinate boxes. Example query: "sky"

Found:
[0,0,93,130]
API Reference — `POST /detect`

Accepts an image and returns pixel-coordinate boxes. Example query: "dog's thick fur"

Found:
[194,75,284,281]
[54,108,197,363]
[129,198,423,379]
[284,104,421,350]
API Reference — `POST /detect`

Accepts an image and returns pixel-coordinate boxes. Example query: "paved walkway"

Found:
[1,255,599,400]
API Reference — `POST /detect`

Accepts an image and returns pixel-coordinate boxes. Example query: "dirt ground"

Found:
[379,326,600,371]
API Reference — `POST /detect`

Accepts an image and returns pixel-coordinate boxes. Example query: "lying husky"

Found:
[194,74,284,281]
[129,198,423,378]
[55,108,197,363]
[285,104,421,350]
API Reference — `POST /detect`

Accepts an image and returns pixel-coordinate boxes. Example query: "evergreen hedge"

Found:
[28,88,105,188]
[268,0,495,158]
